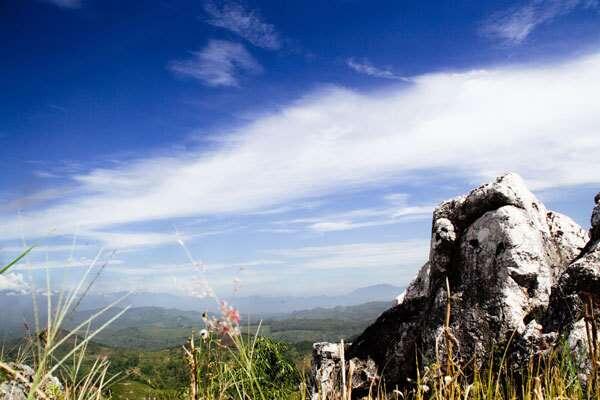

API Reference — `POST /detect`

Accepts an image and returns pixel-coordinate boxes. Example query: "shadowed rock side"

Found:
[311,173,599,396]
[544,194,600,377]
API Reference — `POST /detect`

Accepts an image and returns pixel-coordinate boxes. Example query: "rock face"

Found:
[544,193,600,377]
[311,173,599,395]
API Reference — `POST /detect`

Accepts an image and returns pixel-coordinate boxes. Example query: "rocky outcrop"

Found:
[311,173,599,395]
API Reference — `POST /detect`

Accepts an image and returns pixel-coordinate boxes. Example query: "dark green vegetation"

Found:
[185,335,301,400]
[3,330,299,400]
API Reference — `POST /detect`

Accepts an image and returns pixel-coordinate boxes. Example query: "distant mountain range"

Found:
[69,283,402,314]
[66,300,391,349]
[0,284,401,342]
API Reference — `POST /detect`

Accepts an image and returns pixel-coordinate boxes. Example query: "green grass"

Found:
[110,380,156,399]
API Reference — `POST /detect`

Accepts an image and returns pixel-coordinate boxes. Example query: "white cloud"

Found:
[1,244,89,254]
[204,1,281,50]
[309,221,356,232]
[0,232,180,254]
[80,230,179,250]
[347,58,408,80]
[307,216,426,233]
[168,40,262,87]
[482,0,599,44]
[0,273,29,293]
[13,258,124,271]
[280,200,433,233]
[3,51,600,241]
[267,240,429,270]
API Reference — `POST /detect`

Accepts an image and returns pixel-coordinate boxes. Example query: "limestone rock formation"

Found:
[310,173,599,395]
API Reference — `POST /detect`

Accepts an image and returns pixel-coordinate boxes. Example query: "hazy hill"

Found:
[282,301,391,322]
[0,283,401,341]
[72,283,401,314]
[47,300,393,350]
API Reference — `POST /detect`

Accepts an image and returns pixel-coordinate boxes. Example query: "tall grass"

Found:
[0,248,129,400]
[182,319,303,400]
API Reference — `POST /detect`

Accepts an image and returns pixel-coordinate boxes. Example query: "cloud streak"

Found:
[276,197,433,233]
[204,1,281,50]
[347,58,408,80]
[482,0,599,44]
[267,240,429,270]
[42,0,81,9]
[12,258,124,271]
[169,40,262,87]
[3,51,600,242]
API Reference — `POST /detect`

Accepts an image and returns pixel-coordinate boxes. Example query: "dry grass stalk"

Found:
[340,339,347,400]
[583,294,599,395]
[444,277,454,377]
[183,333,199,400]
[346,360,355,400]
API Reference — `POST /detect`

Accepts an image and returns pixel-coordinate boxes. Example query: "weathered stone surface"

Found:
[545,210,600,377]
[310,342,349,400]
[0,363,62,400]
[310,342,380,399]
[310,173,598,395]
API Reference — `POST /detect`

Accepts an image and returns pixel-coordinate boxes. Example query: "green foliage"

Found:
[184,330,303,400]
[246,336,299,397]
[0,246,32,275]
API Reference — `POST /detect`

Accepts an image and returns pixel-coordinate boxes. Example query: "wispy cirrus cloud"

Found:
[168,40,262,87]
[1,187,69,213]
[276,196,433,233]
[12,258,124,271]
[2,51,600,242]
[347,58,408,80]
[266,240,429,270]
[204,1,281,50]
[482,0,599,44]
[42,0,81,8]
[307,213,428,233]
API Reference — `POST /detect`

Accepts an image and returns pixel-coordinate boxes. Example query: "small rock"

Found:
[0,363,63,400]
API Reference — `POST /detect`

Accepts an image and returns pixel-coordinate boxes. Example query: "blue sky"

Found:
[1,0,600,298]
